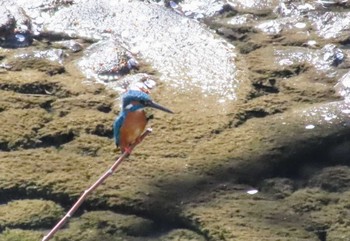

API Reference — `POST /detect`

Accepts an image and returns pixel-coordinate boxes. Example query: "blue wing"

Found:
[113,112,125,147]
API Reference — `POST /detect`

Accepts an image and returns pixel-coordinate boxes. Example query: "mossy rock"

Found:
[0,228,42,241]
[159,228,206,241]
[0,108,51,150]
[327,225,350,241]
[260,177,294,199]
[5,57,65,76]
[302,191,350,239]
[308,166,350,192]
[38,109,113,139]
[285,188,335,213]
[0,199,64,230]
[78,211,156,236]
[52,228,122,241]
[0,91,55,111]
[52,211,156,241]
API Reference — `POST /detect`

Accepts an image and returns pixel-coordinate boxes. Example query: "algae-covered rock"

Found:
[0,199,64,230]
[0,228,42,241]
[38,109,113,139]
[52,211,156,241]
[78,211,156,236]
[308,166,350,192]
[0,108,51,150]
[285,189,335,214]
[0,91,55,111]
[182,188,319,241]
[327,225,350,241]
[260,178,294,199]
[159,228,206,241]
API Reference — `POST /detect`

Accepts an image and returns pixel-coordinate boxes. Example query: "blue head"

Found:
[121,90,173,113]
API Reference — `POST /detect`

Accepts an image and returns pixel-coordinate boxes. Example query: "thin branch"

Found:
[41,128,152,241]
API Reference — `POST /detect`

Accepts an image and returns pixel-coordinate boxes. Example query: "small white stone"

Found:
[247,189,258,195]
[307,40,317,47]
[295,22,306,29]
[305,124,315,129]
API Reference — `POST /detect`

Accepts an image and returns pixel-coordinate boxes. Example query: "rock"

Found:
[0,229,42,241]
[79,211,156,236]
[260,178,295,199]
[78,40,138,83]
[335,70,350,101]
[308,166,350,192]
[54,40,83,53]
[1,47,66,74]
[0,199,63,229]
[159,228,206,240]
[285,189,334,213]
[0,108,51,150]
[8,0,238,100]
[0,7,16,37]
[175,0,235,19]
[0,6,33,48]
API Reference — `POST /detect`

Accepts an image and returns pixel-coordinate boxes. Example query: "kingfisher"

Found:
[113,90,173,154]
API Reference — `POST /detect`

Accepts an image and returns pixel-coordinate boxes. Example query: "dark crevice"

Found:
[96,104,112,113]
[91,124,113,138]
[232,109,283,128]
[235,134,350,187]
[244,109,269,118]
[0,141,10,151]
[305,224,328,241]
[39,131,75,148]
[0,132,75,152]
[39,99,55,113]
[34,31,78,42]
[34,32,95,45]
[252,82,279,93]
[316,230,327,241]
[0,82,61,96]
[216,26,253,41]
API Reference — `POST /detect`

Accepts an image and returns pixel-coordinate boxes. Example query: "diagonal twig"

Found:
[41,128,152,241]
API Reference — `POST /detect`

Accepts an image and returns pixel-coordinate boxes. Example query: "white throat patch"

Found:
[125,104,133,110]
[125,103,144,111]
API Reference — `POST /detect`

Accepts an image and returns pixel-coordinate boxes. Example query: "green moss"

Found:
[0,229,42,241]
[0,200,63,230]
[6,58,65,76]
[51,211,156,241]
[0,91,55,111]
[78,211,156,236]
[308,166,350,192]
[159,229,206,241]
[0,108,51,150]
[285,189,335,213]
[52,228,120,241]
[327,225,350,241]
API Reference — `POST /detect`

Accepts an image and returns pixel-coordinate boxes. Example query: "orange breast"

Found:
[119,110,147,150]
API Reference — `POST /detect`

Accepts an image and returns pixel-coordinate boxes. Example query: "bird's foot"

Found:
[123,146,132,156]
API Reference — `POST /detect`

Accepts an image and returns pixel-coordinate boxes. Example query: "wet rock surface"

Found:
[0,6,33,48]
[0,0,350,241]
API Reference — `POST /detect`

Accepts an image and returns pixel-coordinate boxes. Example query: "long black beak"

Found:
[147,101,174,114]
